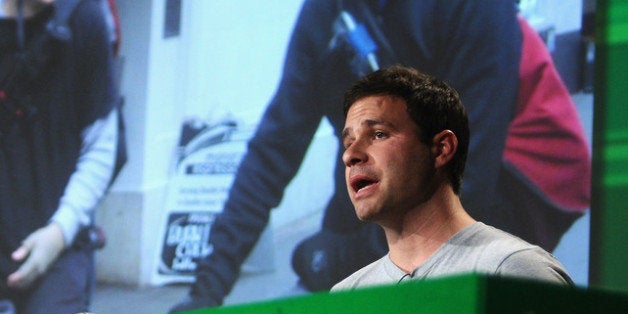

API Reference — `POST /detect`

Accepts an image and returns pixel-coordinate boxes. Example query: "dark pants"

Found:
[3,248,93,314]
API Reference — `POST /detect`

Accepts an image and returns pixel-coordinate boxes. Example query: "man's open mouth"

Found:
[350,176,378,192]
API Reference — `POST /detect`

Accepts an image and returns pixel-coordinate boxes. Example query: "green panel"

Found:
[180,274,628,314]
[187,274,482,314]
[590,0,628,292]
[598,1,628,43]
[485,276,628,313]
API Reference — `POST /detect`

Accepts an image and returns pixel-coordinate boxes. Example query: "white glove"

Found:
[7,223,65,290]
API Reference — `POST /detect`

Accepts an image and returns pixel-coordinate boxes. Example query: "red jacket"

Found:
[504,17,591,212]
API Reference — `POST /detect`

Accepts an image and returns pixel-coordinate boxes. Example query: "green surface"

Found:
[182,274,628,314]
[590,0,628,293]
[195,275,482,314]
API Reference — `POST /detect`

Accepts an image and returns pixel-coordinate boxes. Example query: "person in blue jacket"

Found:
[172,0,586,311]
[0,0,120,313]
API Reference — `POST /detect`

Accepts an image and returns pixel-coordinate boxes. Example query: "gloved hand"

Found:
[7,223,65,290]
[169,295,218,313]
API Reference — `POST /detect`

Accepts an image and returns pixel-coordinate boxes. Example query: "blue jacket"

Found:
[193,0,520,305]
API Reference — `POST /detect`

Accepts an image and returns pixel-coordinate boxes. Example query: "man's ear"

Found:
[431,130,458,169]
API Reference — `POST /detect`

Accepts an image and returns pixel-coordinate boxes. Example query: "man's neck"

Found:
[383,186,476,274]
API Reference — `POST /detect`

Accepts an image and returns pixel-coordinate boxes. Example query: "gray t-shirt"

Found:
[332,222,572,291]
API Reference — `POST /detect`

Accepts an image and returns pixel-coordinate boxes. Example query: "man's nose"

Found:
[342,140,368,167]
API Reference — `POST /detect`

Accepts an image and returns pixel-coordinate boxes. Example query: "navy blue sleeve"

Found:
[431,0,521,215]
[388,0,521,216]
[192,0,334,304]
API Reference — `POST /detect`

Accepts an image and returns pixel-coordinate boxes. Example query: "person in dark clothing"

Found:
[170,0,590,311]
[332,65,572,291]
[0,0,119,313]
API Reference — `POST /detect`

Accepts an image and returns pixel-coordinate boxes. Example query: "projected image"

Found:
[90,1,595,313]
[157,1,592,312]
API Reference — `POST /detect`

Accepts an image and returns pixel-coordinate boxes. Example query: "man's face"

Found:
[342,95,436,225]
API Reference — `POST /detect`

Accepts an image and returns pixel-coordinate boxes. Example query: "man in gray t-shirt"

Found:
[334,66,572,292]
[332,222,571,290]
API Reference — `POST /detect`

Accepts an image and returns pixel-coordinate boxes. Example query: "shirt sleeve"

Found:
[191,0,332,304]
[50,108,118,246]
[496,248,574,285]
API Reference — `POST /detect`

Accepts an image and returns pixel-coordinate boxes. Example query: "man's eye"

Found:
[374,131,386,139]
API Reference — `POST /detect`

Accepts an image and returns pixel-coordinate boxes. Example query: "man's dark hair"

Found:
[343,65,469,194]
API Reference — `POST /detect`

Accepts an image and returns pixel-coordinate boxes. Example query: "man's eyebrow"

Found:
[341,128,352,141]
[342,119,392,141]
[364,119,389,127]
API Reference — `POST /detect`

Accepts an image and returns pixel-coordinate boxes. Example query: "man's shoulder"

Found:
[452,223,551,264]
[494,247,573,284]
[450,222,572,284]
[457,222,537,250]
